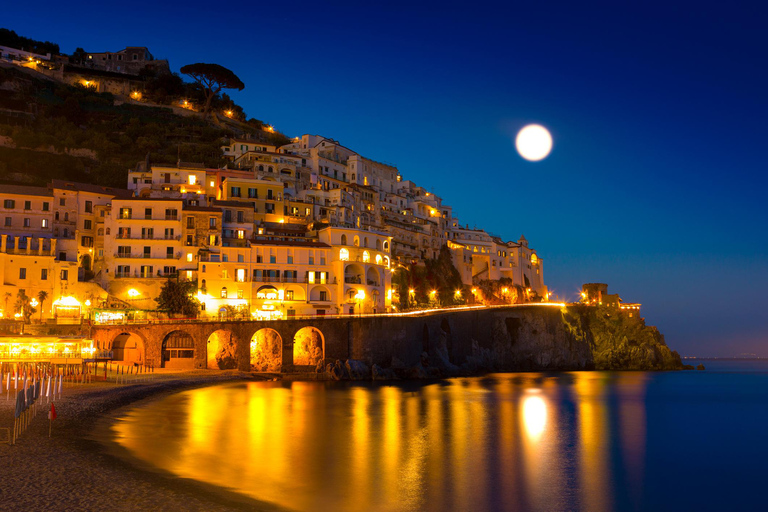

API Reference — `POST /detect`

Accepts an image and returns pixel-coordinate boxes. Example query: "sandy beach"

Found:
[0,370,286,511]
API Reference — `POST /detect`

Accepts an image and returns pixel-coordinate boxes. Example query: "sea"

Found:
[110,360,768,511]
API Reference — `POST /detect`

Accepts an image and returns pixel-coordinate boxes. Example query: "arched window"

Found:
[339,248,349,261]
[354,236,360,247]
[375,254,382,265]
[376,239,381,250]
[362,251,370,263]
[384,256,389,267]
[383,241,389,251]
[97,228,104,236]
[221,287,228,298]
[268,166,273,173]
[105,228,110,235]
[259,165,264,172]
[341,234,347,245]
[363,237,368,248]
[201,279,206,290]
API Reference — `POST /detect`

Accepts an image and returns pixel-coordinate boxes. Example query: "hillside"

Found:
[0,64,288,187]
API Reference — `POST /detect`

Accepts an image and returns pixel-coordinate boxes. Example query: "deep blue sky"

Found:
[6,1,768,356]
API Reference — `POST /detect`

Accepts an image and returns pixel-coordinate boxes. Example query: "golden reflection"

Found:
[575,372,612,512]
[522,393,547,439]
[111,374,649,512]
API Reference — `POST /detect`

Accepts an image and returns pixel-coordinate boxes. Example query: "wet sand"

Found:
[0,371,287,511]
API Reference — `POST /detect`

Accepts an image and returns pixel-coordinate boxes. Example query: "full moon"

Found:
[515,124,553,161]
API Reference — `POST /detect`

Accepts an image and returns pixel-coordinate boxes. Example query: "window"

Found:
[221,287,228,298]
[230,186,241,198]
[186,216,195,229]
[24,201,31,210]
[186,235,193,246]
[85,201,93,213]
[81,236,93,248]
[118,227,131,239]
[40,269,47,280]
[60,269,68,280]
[144,208,152,219]
[19,268,26,279]
[166,247,174,259]
[209,217,217,228]
[3,200,15,209]
[237,230,244,239]
[341,234,347,245]
[118,246,131,257]
[237,254,244,263]
[120,207,132,219]
[339,248,349,261]
[222,269,228,278]
[267,189,273,200]
[187,253,193,262]
[164,228,174,239]
[23,218,30,227]
[236,269,245,282]
[142,227,153,239]
[42,202,49,211]
[319,291,328,301]
[287,255,294,264]
[237,210,244,223]
[286,290,294,301]
[165,209,178,220]
[4,217,10,226]
[84,219,92,230]
[59,198,65,207]
[224,210,232,222]
[248,188,257,198]
[141,265,153,278]
[256,255,262,263]
[270,255,276,264]
[163,266,176,276]
[59,251,66,261]
[54,212,59,221]
[144,246,151,258]
[237,289,244,299]
[309,256,314,265]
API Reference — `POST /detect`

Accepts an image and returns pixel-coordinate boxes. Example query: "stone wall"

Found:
[44,304,679,374]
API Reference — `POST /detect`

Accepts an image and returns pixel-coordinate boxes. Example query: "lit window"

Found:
[362,251,370,263]
[340,248,349,261]
[236,269,245,282]
[221,288,227,298]
[188,175,197,185]
[186,253,193,262]
[375,254,382,265]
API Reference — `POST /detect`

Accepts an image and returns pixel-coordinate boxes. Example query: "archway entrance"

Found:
[293,327,324,367]
[207,329,238,370]
[112,332,144,364]
[250,328,282,372]
[162,330,195,369]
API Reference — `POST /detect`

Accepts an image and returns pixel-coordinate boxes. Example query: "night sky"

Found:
[5,1,767,356]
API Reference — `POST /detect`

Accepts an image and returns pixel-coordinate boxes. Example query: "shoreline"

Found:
[0,371,287,511]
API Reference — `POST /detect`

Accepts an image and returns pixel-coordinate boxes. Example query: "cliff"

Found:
[412,305,682,375]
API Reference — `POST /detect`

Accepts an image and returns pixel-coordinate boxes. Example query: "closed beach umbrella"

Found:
[15,390,24,418]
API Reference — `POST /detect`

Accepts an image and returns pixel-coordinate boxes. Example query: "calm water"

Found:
[111,360,768,512]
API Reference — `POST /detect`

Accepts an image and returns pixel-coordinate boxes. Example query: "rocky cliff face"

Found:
[430,305,682,374]
[561,305,682,370]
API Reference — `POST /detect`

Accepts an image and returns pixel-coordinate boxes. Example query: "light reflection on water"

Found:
[112,373,651,512]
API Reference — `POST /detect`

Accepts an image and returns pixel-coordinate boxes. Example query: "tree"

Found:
[3,291,11,316]
[180,63,244,119]
[15,290,35,324]
[155,279,201,318]
[37,290,48,321]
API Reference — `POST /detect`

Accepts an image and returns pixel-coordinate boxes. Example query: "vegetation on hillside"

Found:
[393,245,467,309]
[562,304,683,370]
[0,28,59,55]
[0,27,291,188]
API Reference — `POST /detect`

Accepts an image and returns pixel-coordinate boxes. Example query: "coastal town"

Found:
[0,40,549,324]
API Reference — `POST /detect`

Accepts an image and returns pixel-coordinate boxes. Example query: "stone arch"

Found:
[207,329,238,369]
[284,284,305,302]
[139,188,151,198]
[375,239,381,250]
[366,267,381,286]
[250,328,282,372]
[341,234,347,245]
[344,263,364,284]
[256,285,279,299]
[80,254,92,271]
[293,327,324,367]
[309,285,331,302]
[161,330,195,369]
[111,332,145,364]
